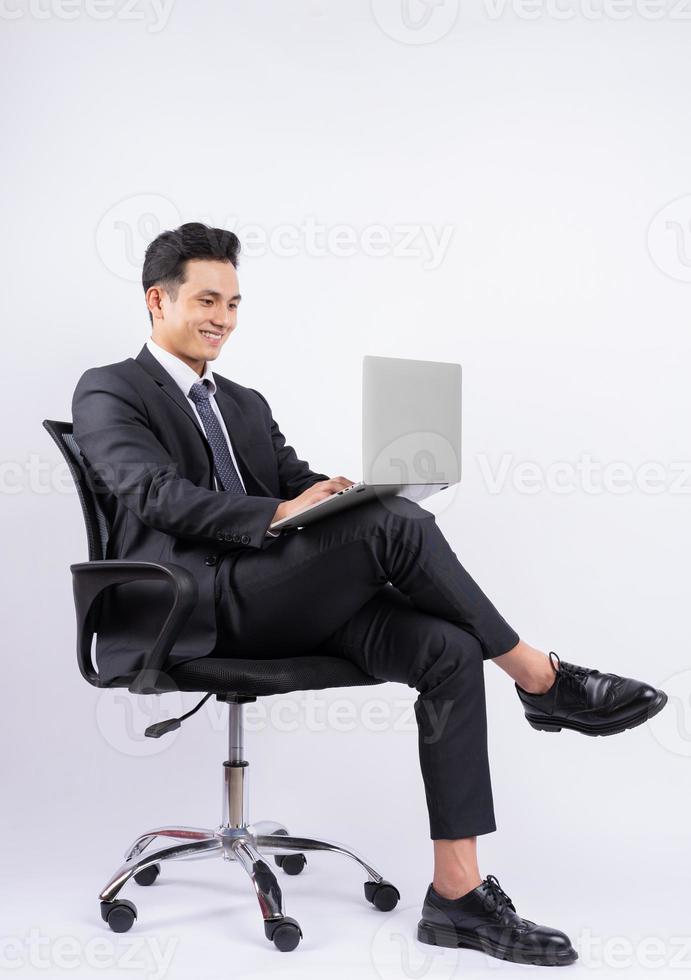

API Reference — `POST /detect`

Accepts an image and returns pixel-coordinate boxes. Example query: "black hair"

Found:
[142,222,241,324]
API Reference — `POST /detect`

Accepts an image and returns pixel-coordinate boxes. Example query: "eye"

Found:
[200,298,213,306]
[229,303,238,310]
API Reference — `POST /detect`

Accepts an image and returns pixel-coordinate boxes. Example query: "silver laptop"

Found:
[269,354,462,532]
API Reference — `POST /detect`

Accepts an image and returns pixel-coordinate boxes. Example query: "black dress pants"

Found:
[214,495,520,840]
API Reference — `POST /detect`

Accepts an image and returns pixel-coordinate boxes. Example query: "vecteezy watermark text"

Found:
[95,688,452,758]
[0,928,177,979]
[9,452,691,498]
[94,195,455,280]
[369,912,691,979]
[0,0,175,32]
[478,453,691,495]
[480,0,691,19]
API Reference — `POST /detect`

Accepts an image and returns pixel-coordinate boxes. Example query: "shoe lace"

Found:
[484,874,516,913]
[549,651,588,699]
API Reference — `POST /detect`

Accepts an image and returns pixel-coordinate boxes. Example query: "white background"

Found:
[2,1,690,978]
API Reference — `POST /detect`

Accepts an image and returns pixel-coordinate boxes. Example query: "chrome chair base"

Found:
[97,703,400,951]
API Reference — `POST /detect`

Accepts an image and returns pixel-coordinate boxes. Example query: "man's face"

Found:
[147,258,241,374]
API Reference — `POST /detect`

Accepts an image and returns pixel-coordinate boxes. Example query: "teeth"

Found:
[201,331,222,339]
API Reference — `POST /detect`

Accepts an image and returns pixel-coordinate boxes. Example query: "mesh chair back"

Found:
[43,420,110,561]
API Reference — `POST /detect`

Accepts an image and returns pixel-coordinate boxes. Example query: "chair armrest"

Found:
[70,560,198,694]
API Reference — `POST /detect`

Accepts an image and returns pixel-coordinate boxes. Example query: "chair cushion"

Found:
[168,654,386,696]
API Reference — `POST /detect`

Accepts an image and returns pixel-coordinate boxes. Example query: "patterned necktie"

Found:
[188,380,246,494]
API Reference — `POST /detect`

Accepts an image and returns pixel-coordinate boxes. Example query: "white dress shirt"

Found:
[145,337,280,538]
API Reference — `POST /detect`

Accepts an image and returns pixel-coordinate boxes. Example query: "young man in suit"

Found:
[72,222,667,965]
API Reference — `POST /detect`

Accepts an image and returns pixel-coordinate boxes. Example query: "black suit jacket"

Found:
[71,344,329,684]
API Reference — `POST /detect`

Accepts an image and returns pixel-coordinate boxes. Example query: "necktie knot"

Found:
[189,380,211,404]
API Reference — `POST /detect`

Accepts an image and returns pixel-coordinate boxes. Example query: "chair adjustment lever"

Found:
[144,693,213,739]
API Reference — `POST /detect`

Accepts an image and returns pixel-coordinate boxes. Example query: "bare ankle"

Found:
[522,659,557,694]
[432,873,482,900]
[433,836,481,900]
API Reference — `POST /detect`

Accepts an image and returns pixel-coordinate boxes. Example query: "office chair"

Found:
[44,419,401,952]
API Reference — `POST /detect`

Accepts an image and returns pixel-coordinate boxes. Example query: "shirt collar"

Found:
[145,337,217,398]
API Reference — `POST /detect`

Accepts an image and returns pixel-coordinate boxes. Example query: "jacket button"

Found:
[216,531,225,541]
[241,534,250,544]
[204,555,218,566]
[232,534,241,543]
[223,532,233,542]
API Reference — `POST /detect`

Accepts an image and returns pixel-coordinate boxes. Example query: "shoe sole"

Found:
[526,690,668,736]
[417,920,578,966]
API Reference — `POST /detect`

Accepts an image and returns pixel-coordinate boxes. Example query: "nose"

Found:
[211,310,233,330]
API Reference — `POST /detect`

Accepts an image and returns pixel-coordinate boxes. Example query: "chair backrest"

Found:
[43,420,111,561]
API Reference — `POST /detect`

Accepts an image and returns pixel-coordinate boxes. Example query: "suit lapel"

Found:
[133,345,271,495]
[134,344,205,436]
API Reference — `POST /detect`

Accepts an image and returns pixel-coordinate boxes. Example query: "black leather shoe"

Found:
[417,874,577,966]
[516,651,668,735]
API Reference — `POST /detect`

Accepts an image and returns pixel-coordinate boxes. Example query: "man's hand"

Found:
[272,476,355,524]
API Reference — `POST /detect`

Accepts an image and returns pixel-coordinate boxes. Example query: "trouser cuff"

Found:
[429,811,497,840]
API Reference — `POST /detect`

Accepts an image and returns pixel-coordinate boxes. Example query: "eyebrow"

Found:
[194,290,242,301]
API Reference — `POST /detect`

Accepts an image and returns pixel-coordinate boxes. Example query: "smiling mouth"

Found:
[200,330,223,342]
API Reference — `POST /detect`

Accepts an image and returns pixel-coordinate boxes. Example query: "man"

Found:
[72,222,667,966]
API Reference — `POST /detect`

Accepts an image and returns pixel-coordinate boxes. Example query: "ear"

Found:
[146,285,166,321]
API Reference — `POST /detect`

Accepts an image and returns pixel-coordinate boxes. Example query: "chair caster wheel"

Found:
[264,916,303,951]
[100,899,137,933]
[364,879,400,911]
[134,863,160,886]
[271,828,306,876]
[274,852,307,875]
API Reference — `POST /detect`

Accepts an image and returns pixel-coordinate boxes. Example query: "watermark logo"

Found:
[95,687,185,757]
[369,432,460,488]
[371,0,460,44]
[648,194,691,283]
[648,668,691,757]
[95,193,181,283]
[367,431,462,518]
[370,905,458,979]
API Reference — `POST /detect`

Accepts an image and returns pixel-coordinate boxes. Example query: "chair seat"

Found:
[167,654,386,696]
